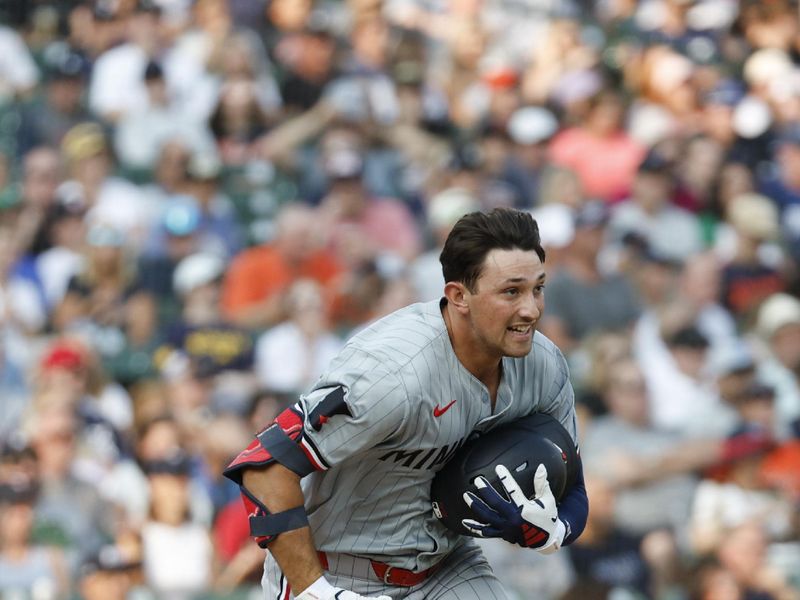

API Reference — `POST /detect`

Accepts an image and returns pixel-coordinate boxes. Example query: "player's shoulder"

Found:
[345,300,447,364]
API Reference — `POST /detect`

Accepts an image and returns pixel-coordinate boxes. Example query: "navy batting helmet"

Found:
[430,412,578,537]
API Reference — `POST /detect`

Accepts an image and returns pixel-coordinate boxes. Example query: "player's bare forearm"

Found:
[242,464,324,593]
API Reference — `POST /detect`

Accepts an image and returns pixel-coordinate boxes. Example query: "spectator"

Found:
[717,193,786,322]
[759,124,800,262]
[155,252,255,398]
[500,106,560,208]
[608,152,704,262]
[581,357,706,536]
[755,293,800,440]
[21,394,115,573]
[638,324,736,438]
[0,24,40,101]
[35,191,88,311]
[17,45,92,157]
[316,126,422,265]
[52,223,158,363]
[113,61,217,174]
[0,478,69,599]
[549,89,646,203]
[140,453,213,598]
[60,122,155,248]
[540,201,642,355]
[88,1,168,122]
[565,473,681,600]
[221,203,342,329]
[77,544,142,600]
[254,278,343,394]
[690,427,793,556]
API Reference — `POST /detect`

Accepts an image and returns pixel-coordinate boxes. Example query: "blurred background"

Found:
[0,0,800,598]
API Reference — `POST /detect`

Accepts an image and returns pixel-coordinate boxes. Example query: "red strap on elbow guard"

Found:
[240,488,273,547]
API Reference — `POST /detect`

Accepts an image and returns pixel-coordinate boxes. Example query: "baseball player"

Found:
[224,208,589,599]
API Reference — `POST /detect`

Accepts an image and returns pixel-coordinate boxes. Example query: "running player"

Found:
[224,208,589,599]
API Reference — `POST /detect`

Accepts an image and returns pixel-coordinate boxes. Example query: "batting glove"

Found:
[462,464,567,554]
[295,575,392,600]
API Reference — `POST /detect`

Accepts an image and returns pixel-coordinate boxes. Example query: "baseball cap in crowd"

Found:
[134,0,162,15]
[507,107,558,146]
[173,253,225,296]
[756,293,800,339]
[186,152,222,181]
[478,52,518,91]
[61,122,107,163]
[637,151,671,175]
[572,200,609,229]
[42,44,90,82]
[665,326,710,350]
[427,188,480,231]
[726,193,779,240]
[79,544,141,579]
[549,69,603,109]
[743,48,794,88]
[703,79,745,107]
[87,223,126,247]
[141,451,192,476]
[40,339,88,372]
[0,479,38,506]
[163,196,201,237]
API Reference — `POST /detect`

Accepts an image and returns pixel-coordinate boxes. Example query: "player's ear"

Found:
[444,281,469,313]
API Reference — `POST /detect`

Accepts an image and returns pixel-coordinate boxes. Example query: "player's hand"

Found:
[461,464,567,554]
[294,575,392,600]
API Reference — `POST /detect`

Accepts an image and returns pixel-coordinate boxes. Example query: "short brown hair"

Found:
[439,208,545,291]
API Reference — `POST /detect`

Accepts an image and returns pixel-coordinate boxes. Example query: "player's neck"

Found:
[442,302,502,393]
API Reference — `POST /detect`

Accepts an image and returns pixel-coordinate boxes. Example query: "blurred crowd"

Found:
[1,0,800,598]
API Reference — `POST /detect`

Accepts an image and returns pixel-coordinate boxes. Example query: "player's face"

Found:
[465,248,545,359]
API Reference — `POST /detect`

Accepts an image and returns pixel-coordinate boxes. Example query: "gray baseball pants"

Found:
[261,541,511,600]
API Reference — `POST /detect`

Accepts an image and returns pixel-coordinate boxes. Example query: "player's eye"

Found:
[534,284,546,295]
[503,288,519,296]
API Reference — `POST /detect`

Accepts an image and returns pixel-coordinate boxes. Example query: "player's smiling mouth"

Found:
[507,325,532,334]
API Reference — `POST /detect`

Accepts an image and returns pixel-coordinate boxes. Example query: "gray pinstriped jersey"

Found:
[295,299,577,572]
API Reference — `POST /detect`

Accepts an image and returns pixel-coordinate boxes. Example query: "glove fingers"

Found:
[533,464,556,509]
[463,491,504,525]
[461,518,503,538]
[495,464,528,507]
[473,476,516,518]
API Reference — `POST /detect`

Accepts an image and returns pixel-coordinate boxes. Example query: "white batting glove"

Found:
[462,464,568,553]
[295,575,392,600]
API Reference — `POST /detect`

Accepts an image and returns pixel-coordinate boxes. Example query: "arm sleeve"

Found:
[559,456,588,546]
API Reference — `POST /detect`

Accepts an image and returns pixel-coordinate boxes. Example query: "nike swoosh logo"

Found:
[433,399,457,417]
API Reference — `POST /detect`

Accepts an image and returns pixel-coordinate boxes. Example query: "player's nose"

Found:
[519,291,542,321]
